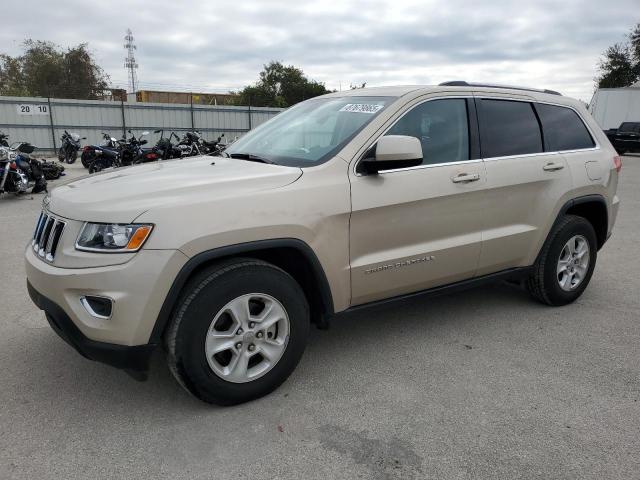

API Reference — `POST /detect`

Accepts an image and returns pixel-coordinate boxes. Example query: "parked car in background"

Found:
[604,121,640,155]
[26,82,620,405]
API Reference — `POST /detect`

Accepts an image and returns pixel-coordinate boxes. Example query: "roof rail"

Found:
[438,80,562,96]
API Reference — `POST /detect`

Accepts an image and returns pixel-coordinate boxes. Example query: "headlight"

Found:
[75,223,153,252]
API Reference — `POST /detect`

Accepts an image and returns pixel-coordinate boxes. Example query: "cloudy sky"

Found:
[2,0,638,101]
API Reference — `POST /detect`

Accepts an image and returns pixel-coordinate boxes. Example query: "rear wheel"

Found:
[527,215,597,306]
[88,158,108,174]
[165,259,310,405]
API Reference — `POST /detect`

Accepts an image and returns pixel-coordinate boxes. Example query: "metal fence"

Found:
[0,96,284,155]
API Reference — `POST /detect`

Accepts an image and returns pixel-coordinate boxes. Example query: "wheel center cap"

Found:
[243,331,255,343]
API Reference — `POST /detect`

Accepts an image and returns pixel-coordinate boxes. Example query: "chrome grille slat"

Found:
[33,210,66,262]
[38,216,54,256]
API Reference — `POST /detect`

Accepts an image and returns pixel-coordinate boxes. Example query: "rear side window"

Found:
[479,100,542,158]
[535,103,595,151]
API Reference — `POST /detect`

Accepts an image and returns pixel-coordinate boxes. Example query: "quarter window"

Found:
[385,99,469,165]
[535,103,595,151]
[480,100,543,158]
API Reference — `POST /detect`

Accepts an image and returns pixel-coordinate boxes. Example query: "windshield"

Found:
[226,96,394,167]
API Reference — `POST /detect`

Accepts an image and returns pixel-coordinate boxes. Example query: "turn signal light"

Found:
[126,225,153,250]
[613,156,622,173]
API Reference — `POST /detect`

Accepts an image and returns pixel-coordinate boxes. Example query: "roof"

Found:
[322,83,572,104]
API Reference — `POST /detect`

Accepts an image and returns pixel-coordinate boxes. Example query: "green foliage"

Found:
[234,61,331,107]
[0,40,110,99]
[596,23,640,88]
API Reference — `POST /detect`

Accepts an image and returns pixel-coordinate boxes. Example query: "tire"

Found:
[65,150,77,164]
[527,215,597,306]
[57,147,65,162]
[81,151,95,168]
[88,158,108,174]
[165,258,310,405]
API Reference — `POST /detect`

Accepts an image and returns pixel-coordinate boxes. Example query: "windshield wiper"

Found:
[228,152,275,164]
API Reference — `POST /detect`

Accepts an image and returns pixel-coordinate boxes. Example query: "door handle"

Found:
[543,162,565,171]
[451,173,480,183]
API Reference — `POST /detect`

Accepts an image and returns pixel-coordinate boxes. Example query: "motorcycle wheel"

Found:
[66,150,77,164]
[57,148,65,162]
[89,158,107,174]
[81,152,94,168]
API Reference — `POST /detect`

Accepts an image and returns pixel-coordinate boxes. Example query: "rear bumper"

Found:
[28,281,155,380]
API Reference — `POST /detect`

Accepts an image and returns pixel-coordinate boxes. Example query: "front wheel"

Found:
[57,147,65,162]
[65,149,77,164]
[165,259,310,405]
[527,215,597,306]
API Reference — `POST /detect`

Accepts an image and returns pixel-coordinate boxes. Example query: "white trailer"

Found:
[589,84,640,130]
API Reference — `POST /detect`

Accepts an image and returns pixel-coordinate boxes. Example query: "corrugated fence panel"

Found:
[0,95,284,154]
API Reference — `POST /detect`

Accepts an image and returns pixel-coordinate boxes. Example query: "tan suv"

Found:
[25,82,621,405]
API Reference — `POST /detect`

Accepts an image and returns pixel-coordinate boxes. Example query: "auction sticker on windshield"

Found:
[339,103,384,114]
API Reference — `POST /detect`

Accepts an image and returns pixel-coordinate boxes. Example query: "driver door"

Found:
[348,96,486,305]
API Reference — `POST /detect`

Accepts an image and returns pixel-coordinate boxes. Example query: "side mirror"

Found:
[153,129,161,134]
[141,131,150,136]
[357,135,423,175]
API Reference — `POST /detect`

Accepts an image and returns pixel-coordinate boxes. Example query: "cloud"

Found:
[1,0,638,101]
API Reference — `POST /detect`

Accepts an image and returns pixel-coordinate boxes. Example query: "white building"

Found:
[589,82,640,130]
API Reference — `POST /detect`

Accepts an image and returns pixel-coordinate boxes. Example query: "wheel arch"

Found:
[149,239,334,344]
[561,195,608,249]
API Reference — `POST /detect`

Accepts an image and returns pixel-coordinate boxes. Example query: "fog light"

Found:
[80,295,113,319]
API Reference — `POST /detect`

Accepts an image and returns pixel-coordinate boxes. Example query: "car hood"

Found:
[48,156,303,222]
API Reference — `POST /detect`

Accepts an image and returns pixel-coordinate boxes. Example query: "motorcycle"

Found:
[149,130,182,160]
[81,132,119,168]
[0,142,47,195]
[202,134,226,156]
[89,130,149,174]
[175,130,205,157]
[58,130,86,164]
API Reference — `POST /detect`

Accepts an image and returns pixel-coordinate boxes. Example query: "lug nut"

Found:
[256,331,263,339]
[248,344,255,352]
[235,342,242,349]
[249,322,256,328]
[236,328,244,335]
[267,332,273,339]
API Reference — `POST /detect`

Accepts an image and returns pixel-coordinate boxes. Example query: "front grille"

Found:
[32,211,66,262]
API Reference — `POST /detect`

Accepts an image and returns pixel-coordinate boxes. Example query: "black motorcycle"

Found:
[0,142,47,195]
[89,130,149,174]
[81,133,119,168]
[58,130,86,164]
[176,130,205,157]
[202,134,226,156]
[147,130,181,160]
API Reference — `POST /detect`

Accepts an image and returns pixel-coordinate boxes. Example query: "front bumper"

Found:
[25,245,189,376]
[28,281,154,379]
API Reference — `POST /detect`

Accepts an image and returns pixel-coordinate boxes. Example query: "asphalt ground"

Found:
[1,156,638,479]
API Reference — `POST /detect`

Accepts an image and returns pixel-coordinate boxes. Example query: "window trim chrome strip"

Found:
[352,94,602,176]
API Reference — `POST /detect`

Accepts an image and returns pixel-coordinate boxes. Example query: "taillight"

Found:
[146,153,158,160]
[613,155,622,173]
[83,146,90,152]
[9,161,17,170]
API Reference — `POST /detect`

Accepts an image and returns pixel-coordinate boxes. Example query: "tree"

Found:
[596,23,640,88]
[0,40,109,99]
[234,61,331,107]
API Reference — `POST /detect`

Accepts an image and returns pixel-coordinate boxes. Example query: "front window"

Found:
[226,96,394,167]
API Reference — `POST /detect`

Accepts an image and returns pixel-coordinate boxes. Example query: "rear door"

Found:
[475,95,573,275]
